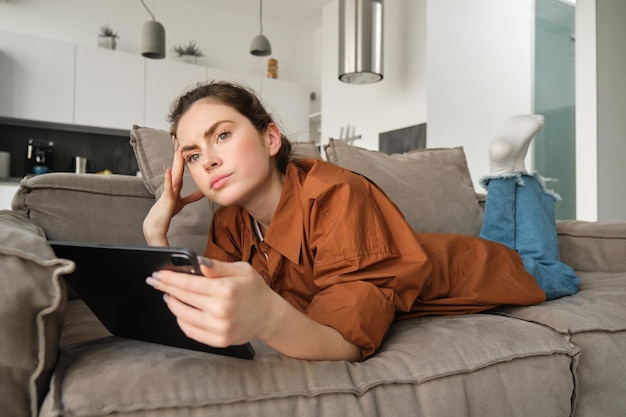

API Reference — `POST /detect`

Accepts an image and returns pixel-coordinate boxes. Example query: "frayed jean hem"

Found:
[479,171,562,201]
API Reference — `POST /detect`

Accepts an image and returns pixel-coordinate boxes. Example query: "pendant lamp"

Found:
[339,0,384,84]
[250,0,272,56]
[140,0,166,59]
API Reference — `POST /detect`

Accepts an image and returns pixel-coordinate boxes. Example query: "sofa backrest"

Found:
[12,173,154,246]
[12,126,484,256]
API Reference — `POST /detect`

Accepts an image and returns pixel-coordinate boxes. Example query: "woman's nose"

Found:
[201,153,220,169]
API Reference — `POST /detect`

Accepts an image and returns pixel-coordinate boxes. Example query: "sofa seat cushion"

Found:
[0,211,74,417]
[42,301,578,417]
[494,271,626,417]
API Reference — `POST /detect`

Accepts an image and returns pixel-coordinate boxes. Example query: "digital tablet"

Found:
[49,241,255,359]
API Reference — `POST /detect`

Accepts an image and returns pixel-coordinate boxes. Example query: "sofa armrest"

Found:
[557,220,626,273]
[0,211,73,417]
[12,173,155,245]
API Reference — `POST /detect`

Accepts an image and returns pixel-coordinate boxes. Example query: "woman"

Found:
[144,81,578,361]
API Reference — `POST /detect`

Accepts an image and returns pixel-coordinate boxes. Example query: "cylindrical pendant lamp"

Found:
[142,20,166,59]
[339,0,384,84]
[140,0,166,59]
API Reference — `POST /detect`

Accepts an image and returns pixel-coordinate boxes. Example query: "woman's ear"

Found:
[265,123,282,157]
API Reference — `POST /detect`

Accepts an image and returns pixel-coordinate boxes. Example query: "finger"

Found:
[165,294,248,348]
[171,143,186,191]
[181,190,205,205]
[164,293,222,325]
[197,257,250,279]
[147,269,240,305]
[163,294,231,346]
[147,270,211,295]
[163,295,224,340]
[161,166,173,198]
[159,281,220,314]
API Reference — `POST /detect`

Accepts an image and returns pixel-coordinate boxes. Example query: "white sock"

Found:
[489,114,545,175]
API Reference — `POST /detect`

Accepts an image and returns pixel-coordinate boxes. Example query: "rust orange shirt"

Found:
[205,159,545,358]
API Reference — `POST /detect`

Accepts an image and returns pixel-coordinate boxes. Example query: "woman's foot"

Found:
[489,114,545,175]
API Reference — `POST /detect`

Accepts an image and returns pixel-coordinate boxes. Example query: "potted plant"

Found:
[173,41,204,64]
[97,24,119,50]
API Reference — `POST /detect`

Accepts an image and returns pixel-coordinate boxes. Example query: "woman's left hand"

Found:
[146,257,362,361]
[146,258,280,347]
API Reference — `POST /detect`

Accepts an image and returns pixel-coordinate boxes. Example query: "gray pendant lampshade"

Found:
[140,0,166,59]
[250,0,272,56]
[339,0,383,84]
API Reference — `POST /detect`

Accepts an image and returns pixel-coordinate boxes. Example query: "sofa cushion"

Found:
[557,220,626,273]
[130,125,321,255]
[0,211,74,417]
[42,300,578,417]
[495,271,626,416]
[324,139,483,236]
[12,173,154,246]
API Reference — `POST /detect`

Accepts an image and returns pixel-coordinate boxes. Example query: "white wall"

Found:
[321,0,533,189]
[427,0,533,189]
[320,0,427,152]
[576,0,626,220]
[576,0,626,222]
[575,0,598,220]
[0,0,317,96]
[595,0,626,221]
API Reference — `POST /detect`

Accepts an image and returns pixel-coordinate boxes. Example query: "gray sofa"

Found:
[1,128,625,417]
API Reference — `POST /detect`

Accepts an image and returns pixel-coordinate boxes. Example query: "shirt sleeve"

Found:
[204,206,246,263]
[305,280,397,359]
[302,176,432,359]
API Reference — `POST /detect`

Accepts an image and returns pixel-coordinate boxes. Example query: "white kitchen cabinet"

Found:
[0,31,309,142]
[74,45,145,130]
[0,30,74,124]
[144,59,208,131]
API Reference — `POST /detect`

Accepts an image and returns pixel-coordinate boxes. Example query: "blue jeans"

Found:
[479,173,579,300]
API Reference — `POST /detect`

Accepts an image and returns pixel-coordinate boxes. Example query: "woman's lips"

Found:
[210,173,232,190]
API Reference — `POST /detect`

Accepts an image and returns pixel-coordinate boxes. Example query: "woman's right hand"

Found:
[143,141,204,246]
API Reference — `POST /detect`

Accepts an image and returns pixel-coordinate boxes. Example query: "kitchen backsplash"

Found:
[0,122,138,177]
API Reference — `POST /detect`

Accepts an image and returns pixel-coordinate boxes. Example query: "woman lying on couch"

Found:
[143,81,579,362]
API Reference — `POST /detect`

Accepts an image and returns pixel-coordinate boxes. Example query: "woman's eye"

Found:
[186,154,200,163]
[217,131,230,142]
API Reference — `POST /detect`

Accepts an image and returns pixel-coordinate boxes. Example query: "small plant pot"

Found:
[98,36,117,50]
[179,54,198,64]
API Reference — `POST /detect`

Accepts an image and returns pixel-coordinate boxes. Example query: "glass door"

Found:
[534,0,576,220]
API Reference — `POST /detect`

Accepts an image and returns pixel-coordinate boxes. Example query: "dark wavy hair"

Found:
[168,81,293,174]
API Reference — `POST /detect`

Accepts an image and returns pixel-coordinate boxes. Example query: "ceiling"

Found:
[189,0,335,31]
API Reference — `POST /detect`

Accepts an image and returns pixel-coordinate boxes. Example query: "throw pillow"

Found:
[324,139,483,236]
[0,211,74,417]
[130,125,321,255]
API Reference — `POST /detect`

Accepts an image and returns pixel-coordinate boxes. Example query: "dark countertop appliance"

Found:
[26,138,54,174]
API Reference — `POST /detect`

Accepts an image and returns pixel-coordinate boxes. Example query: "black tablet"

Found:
[49,241,255,360]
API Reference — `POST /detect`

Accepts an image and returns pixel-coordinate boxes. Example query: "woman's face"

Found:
[175,100,282,210]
